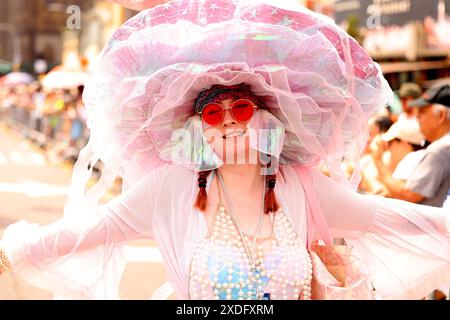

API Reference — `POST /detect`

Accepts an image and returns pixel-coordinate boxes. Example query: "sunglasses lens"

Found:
[202,103,223,125]
[232,100,254,122]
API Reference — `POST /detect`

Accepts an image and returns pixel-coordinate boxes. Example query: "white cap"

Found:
[381,119,425,146]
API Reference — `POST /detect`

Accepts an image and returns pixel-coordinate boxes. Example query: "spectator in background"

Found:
[385,105,398,124]
[70,85,87,149]
[66,85,87,162]
[0,87,17,118]
[366,116,385,152]
[374,115,393,134]
[370,119,426,198]
[47,90,65,139]
[30,83,45,132]
[376,84,450,208]
[16,85,33,133]
[383,122,426,181]
[397,82,422,122]
[358,114,393,195]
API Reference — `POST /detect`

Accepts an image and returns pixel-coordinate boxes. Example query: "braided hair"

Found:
[194,168,280,214]
[194,170,213,211]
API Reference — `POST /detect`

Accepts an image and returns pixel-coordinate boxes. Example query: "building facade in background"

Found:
[76,1,136,72]
[332,0,450,91]
[1,0,448,90]
[0,0,117,74]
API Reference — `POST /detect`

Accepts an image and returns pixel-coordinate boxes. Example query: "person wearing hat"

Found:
[397,82,422,122]
[378,84,450,207]
[370,119,426,198]
[407,83,450,299]
[358,115,393,196]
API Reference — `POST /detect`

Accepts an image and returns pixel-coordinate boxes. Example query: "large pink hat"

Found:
[70,0,391,209]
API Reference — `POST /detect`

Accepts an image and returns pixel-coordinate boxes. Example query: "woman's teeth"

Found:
[223,130,245,139]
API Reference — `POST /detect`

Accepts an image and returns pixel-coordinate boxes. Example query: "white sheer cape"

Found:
[2,164,449,299]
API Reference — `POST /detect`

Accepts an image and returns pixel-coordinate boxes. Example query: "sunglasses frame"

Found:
[197,99,258,126]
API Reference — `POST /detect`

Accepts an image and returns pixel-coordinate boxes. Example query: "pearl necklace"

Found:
[188,171,313,300]
[215,169,265,283]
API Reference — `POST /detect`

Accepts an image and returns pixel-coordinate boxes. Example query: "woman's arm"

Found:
[372,148,425,203]
[1,169,161,269]
[310,168,450,299]
[310,168,448,239]
[0,167,164,298]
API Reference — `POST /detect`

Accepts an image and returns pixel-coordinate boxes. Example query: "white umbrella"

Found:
[2,72,34,86]
[42,67,89,89]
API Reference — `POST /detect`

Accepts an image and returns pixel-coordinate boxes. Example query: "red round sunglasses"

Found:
[198,99,257,126]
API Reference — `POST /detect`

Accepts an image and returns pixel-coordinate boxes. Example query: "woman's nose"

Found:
[222,108,236,127]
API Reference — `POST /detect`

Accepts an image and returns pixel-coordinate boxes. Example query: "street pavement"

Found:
[0,124,174,300]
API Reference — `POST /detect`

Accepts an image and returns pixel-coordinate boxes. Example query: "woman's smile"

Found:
[222,129,246,139]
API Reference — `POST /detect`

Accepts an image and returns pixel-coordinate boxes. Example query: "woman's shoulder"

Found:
[279,164,331,191]
[141,163,196,189]
[164,163,197,180]
[279,164,315,180]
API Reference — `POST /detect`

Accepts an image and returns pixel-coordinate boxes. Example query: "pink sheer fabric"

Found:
[77,0,391,211]
[2,164,449,299]
[308,169,450,299]
[2,0,447,301]
[43,2,394,299]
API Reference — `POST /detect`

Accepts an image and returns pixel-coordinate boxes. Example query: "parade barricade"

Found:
[0,102,89,163]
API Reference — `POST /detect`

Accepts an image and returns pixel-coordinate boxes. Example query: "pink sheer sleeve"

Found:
[311,169,450,299]
[0,169,162,299]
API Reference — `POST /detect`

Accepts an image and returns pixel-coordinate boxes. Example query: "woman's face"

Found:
[201,99,257,165]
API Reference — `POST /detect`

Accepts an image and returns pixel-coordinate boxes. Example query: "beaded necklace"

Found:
[188,170,313,300]
[215,169,266,280]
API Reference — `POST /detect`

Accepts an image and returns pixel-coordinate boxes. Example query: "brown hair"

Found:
[194,168,280,214]
[194,170,213,211]
[264,173,279,214]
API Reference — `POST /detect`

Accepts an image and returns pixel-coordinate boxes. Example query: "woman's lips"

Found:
[222,129,246,139]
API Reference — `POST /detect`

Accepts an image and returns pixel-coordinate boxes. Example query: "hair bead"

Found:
[194,171,212,211]
[264,174,279,214]
[198,176,207,188]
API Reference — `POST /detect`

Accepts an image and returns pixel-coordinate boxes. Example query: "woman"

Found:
[370,119,427,198]
[0,0,449,300]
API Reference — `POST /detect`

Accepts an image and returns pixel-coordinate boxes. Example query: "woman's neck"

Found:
[217,163,264,193]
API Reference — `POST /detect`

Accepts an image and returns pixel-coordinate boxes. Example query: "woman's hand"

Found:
[370,135,387,162]
[0,247,11,274]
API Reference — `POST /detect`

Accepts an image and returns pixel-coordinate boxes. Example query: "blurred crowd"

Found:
[341,81,450,300]
[0,80,89,163]
[356,82,450,211]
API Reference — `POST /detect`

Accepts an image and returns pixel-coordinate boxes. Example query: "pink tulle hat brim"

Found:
[82,0,392,186]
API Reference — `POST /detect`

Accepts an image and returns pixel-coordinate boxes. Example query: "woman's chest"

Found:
[188,208,313,300]
[202,181,274,240]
